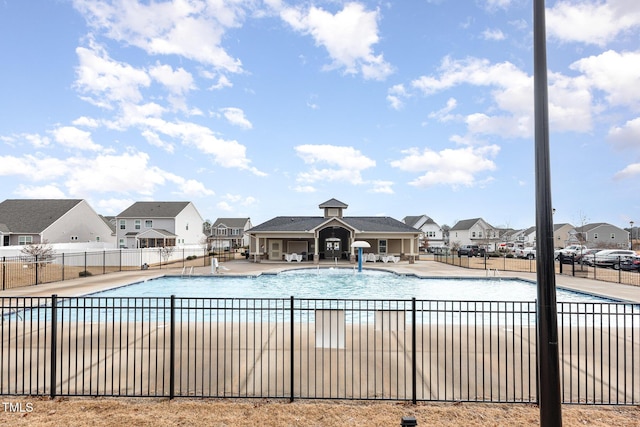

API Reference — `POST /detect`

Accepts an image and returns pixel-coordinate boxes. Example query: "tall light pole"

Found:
[533,0,563,425]
[630,221,635,250]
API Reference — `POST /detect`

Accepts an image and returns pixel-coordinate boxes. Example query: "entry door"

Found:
[269,240,282,261]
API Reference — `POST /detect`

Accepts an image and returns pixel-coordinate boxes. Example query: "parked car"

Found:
[554,245,588,260]
[458,245,483,257]
[583,249,636,269]
[619,255,640,272]
[514,247,536,260]
[574,248,602,264]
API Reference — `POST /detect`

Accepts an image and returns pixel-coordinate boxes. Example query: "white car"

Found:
[583,249,636,268]
[554,245,587,260]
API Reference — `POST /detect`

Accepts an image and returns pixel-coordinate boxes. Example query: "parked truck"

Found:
[514,247,536,260]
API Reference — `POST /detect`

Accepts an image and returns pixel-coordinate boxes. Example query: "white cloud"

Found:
[280,2,393,80]
[387,84,409,110]
[369,180,394,194]
[94,197,135,216]
[482,28,506,41]
[217,201,233,211]
[429,97,458,122]
[51,126,102,151]
[294,144,376,185]
[614,163,640,180]
[390,145,499,188]
[547,0,640,47]
[411,56,594,137]
[141,130,175,153]
[220,107,253,129]
[293,185,316,193]
[0,155,70,181]
[571,50,640,108]
[15,184,66,199]
[73,0,244,72]
[72,116,100,128]
[75,40,151,108]
[149,63,195,95]
[608,117,640,150]
[174,179,215,197]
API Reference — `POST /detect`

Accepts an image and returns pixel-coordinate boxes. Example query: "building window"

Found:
[145,220,153,228]
[135,220,141,230]
[96,236,101,242]
[472,232,476,238]
[611,233,615,239]
[594,233,598,239]
[70,236,78,241]
[119,238,125,248]
[186,223,189,231]
[378,239,387,254]
[18,236,33,245]
[119,219,126,230]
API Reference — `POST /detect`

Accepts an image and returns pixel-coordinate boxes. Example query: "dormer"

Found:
[319,198,348,218]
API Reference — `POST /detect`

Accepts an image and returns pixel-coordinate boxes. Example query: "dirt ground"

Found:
[0,397,638,426]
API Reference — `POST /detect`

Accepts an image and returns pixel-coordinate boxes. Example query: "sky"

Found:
[0,0,639,231]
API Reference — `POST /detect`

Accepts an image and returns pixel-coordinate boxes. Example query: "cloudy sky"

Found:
[1,0,639,230]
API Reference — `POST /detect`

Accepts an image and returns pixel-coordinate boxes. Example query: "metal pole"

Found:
[533,0,563,425]
[358,247,363,272]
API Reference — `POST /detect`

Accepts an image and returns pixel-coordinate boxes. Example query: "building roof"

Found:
[318,198,348,209]
[213,218,250,228]
[0,199,83,234]
[117,201,191,218]
[249,216,419,234]
[450,218,484,231]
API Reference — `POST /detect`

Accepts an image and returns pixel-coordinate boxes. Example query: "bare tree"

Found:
[21,240,54,263]
[159,246,175,265]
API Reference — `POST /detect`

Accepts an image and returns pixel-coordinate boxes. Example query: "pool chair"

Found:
[285,253,294,262]
[292,253,303,262]
[366,253,377,262]
[390,255,400,263]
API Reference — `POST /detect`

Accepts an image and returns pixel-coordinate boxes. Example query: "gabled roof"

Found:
[117,201,191,218]
[0,199,83,233]
[213,218,250,228]
[248,216,419,234]
[318,198,348,209]
[575,223,617,232]
[450,218,484,231]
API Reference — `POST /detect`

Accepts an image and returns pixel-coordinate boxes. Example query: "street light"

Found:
[630,221,635,250]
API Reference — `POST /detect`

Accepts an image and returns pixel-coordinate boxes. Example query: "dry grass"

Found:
[1,397,638,426]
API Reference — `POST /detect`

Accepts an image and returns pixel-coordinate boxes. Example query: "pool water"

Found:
[91,268,607,303]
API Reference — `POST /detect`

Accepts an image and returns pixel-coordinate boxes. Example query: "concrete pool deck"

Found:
[1,258,638,304]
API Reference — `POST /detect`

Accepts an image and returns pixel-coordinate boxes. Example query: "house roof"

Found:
[248,216,419,234]
[318,198,348,209]
[0,199,83,234]
[450,218,483,231]
[213,218,250,228]
[117,201,191,218]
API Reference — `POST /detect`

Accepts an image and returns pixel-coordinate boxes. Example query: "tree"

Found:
[202,219,213,235]
[159,246,175,264]
[21,240,54,263]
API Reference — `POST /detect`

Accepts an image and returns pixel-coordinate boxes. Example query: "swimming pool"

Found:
[91,268,608,302]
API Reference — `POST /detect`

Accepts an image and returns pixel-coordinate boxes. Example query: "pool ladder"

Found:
[486,268,501,278]
[181,266,194,278]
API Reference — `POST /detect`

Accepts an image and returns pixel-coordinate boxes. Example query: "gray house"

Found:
[403,215,446,249]
[247,198,421,263]
[115,201,205,249]
[449,218,499,251]
[574,223,630,249]
[208,218,252,250]
[0,199,115,246]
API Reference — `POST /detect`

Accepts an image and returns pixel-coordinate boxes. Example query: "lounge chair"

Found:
[366,253,377,262]
[292,253,302,262]
[285,253,294,262]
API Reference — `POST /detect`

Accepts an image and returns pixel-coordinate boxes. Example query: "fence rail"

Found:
[1,296,638,404]
[0,248,238,290]
[434,253,640,287]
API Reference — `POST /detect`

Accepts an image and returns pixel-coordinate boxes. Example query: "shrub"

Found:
[79,270,93,277]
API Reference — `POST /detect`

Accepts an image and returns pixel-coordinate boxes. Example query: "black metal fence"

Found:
[0,248,238,290]
[1,296,638,404]
[434,253,640,287]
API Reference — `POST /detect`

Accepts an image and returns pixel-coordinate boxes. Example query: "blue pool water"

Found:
[91,268,608,302]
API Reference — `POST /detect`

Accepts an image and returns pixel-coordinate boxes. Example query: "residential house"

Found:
[0,199,115,246]
[115,201,205,249]
[449,218,499,251]
[208,217,252,250]
[247,198,421,263]
[553,223,577,248]
[574,223,630,249]
[402,215,445,249]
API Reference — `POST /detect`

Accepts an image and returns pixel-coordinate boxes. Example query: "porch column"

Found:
[314,235,319,264]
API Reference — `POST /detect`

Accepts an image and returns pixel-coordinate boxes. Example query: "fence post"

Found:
[411,297,417,405]
[290,296,295,403]
[84,252,87,275]
[169,295,175,399]
[61,253,65,281]
[35,255,39,285]
[2,256,5,290]
[119,249,122,272]
[50,294,58,399]
[103,250,106,275]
